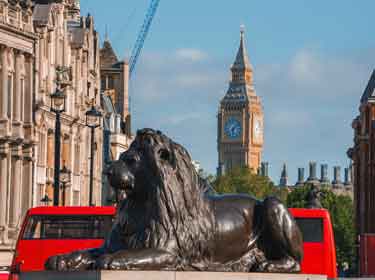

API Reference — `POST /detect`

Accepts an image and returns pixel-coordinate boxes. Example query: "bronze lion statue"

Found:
[46,128,303,272]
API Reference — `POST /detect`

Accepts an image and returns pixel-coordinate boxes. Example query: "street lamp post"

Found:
[85,105,102,206]
[50,89,66,206]
[60,166,71,206]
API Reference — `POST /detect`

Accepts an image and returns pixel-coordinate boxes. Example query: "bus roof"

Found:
[27,206,116,216]
[289,208,330,219]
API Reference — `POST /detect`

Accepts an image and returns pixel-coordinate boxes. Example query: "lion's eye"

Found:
[158,149,170,161]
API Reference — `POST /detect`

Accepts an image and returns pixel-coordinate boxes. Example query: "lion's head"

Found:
[106,129,214,257]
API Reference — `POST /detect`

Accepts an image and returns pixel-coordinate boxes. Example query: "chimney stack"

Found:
[260,162,269,177]
[332,166,343,188]
[296,167,305,187]
[307,161,320,185]
[320,164,330,185]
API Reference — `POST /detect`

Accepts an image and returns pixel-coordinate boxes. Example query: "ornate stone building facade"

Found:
[0,0,103,246]
[33,0,102,208]
[217,28,264,175]
[0,0,37,245]
[349,69,375,235]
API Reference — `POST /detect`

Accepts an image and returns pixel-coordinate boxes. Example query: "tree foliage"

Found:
[213,167,288,201]
[287,185,356,268]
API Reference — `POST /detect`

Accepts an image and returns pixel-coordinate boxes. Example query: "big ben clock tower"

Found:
[217,27,264,175]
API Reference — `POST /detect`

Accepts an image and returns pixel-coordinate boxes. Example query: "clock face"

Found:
[253,117,263,142]
[224,118,241,139]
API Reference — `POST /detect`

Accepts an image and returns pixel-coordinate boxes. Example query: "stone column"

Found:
[21,155,33,218]
[0,143,9,244]
[24,55,33,124]
[13,51,23,122]
[0,46,8,119]
[9,145,22,230]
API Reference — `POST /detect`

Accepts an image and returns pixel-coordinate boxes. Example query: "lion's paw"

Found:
[97,255,132,270]
[97,255,113,270]
[45,252,94,271]
[45,255,69,271]
[107,259,129,270]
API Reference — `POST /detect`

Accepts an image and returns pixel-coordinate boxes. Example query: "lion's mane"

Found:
[115,129,215,266]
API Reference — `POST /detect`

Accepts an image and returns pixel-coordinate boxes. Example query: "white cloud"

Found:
[133,49,226,101]
[288,50,322,84]
[174,48,208,62]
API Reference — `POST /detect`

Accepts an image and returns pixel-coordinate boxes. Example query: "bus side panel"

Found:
[15,240,42,272]
[19,239,104,272]
[300,243,326,274]
[324,214,337,279]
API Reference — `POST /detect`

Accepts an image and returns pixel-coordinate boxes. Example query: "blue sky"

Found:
[82,0,375,183]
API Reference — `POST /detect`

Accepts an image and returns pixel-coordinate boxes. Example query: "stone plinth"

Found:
[20,271,327,280]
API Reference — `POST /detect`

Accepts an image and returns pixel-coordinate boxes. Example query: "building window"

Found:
[108,76,114,89]
[101,77,106,90]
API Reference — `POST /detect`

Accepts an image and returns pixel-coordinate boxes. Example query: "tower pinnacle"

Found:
[105,24,109,42]
[240,24,245,37]
[279,163,289,187]
[232,25,251,70]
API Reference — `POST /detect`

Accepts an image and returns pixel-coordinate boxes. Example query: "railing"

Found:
[0,5,33,32]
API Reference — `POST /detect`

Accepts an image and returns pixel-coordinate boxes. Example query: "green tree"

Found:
[213,167,287,201]
[287,185,356,268]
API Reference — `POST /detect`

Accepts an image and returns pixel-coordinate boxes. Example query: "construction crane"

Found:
[128,0,161,79]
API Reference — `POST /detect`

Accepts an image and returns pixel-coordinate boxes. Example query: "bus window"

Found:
[295,218,323,243]
[22,215,113,240]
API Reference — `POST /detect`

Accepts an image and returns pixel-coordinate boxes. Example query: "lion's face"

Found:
[107,129,179,202]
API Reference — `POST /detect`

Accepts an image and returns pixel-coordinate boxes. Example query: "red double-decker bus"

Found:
[7,206,337,279]
[10,206,115,276]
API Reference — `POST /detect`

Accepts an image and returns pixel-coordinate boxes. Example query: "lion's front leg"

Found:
[46,250,95,271]
[45,247,104,271]
[97,249,178,270]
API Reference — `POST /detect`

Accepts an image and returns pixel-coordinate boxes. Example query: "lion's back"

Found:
[208,194,260,263]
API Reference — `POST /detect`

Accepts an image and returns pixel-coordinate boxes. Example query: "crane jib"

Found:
[129,0,161,78]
